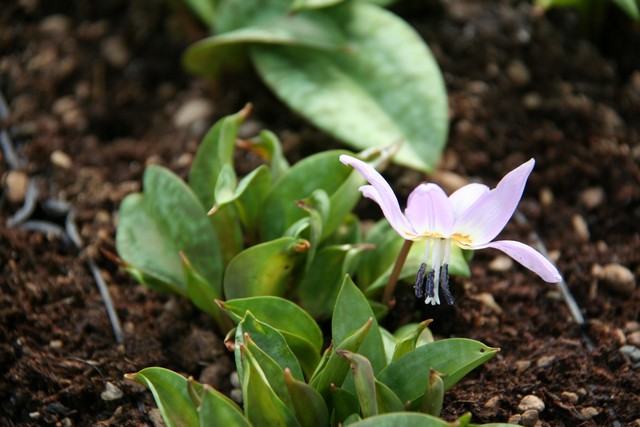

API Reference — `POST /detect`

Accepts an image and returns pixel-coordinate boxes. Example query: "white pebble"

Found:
[518,395,545,413]
[173,98,214,129]
[627,331,640,347]
[51,150,73,169]
[580,407,599,419]
[507,59,531,86]
[579,186,605,210]
[594,263,636,296]
[520,409,539,427]
[572,214,590,241]
[100,381,123,401]
[4,170,29,203]
[489,255,513,272]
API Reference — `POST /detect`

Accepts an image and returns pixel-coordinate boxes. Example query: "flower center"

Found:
[414,238,455,305]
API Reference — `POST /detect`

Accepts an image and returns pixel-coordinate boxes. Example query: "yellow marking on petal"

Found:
[451,233,472,245]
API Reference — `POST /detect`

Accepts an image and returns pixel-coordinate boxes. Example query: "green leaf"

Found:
[309,318,373,400]
[223,237,309,299]
[197,384,251,427]
[243,333,295,410]
[232,165,271,240]
[330,386,360,425]
[241,344,301,427]
[421,369,444,417]
[392,319,433,361]
[612,0,640,19]
[260,149,353,241]
[251,2,448,171]
[188,107,248,263]
[333,276,386,373]
[284,368,330,426]
[184,12,346,76]
[378,339,499,408]
[180,253,226,328]
[125,367,198,427]
[298,245,367,319]
[375,380,405,414]
[339,351,378,417]
[347,412,454,427]
[221,296,323,352]
[291,0,345,10]
[189,105,249,210]
[242,130,290,180]
[295,189,330,270]
[183,0,217,26]
[116,166,223,296]
[236,312,305,384]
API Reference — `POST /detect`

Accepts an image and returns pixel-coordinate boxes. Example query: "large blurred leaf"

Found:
[125,367,198,427]
[347,412,454,427]
[116,166,223,296]
[252,2,448,171]
[378,339,498,407]
[184,12,346,75]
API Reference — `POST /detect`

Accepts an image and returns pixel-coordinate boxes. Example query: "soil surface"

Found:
[1,0,639,426]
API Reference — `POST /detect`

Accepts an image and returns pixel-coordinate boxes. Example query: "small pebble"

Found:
[625,321,640,333]
[579,186,605,210]
[507,59,531,86]
[230,388,243,404]
[49,340,63,349]
[523,92,542,110]
[518,395,545,413]
[4,170,29,203]
[507,414,521,424]
[561,391,579,404]
[39,14,72,37]
[521,409,539,427]
[431,170,468,193]
[148,408,165,427]
[536,355,556,368]
[515,360,531,372]
[580,406,600,419]
[474,292,503,315]
[627,331,640,347]
[100,381,123,401]
[620,345,640,363]
[101,36,130,69]
[539,187,554,206]
[173,98,214,129]
[594,263,636,296]
[484,395,501,409]
[51,150,73,169]
[230,371,240,388]
[572,214,590,241]
[489,255,513,272]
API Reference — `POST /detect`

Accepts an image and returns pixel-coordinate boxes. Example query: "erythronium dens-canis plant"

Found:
[339,155,562,306]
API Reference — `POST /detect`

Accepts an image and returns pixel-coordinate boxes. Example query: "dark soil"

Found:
[1,0,639,426]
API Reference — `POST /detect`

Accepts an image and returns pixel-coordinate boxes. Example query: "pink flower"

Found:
[340,155,562,305]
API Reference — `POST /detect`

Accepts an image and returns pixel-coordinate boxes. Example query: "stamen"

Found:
[425,268,435,304]
[414,262,427,298]
[440,264,454,304]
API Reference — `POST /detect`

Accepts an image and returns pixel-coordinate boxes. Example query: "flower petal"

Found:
[405,183,454,237]
[449,183,490,220]
[453,159,535,245]
[340,155,414,236]
[475,240,562,282]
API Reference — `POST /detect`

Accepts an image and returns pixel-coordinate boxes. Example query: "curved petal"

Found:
[475,240,562,282]
[405,183,454,237]
[449,183,490,220]
[453,159,535,245]
[340,155,414,235]
[360,185,416,238]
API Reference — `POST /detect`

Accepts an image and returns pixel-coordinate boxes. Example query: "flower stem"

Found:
[382,239,414,307]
